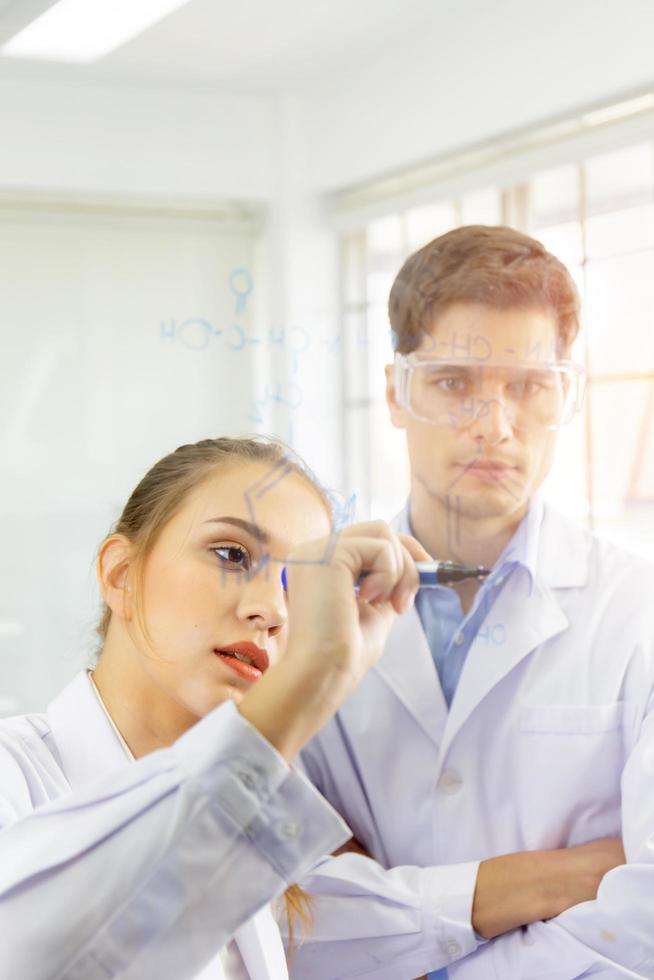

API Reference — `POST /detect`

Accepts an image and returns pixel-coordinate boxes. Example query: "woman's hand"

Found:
[238,522,428,762]
[280,521,428,706]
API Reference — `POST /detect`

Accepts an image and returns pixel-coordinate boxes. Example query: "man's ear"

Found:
[97,534,134,622]
[385,363,407,430]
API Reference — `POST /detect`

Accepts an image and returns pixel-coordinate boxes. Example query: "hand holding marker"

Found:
[281,559,490,592]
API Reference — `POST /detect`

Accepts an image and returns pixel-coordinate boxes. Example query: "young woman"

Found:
[0,436,424,980]
[0,436,626,980]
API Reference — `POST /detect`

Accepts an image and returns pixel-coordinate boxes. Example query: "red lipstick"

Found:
[213,641,269,681]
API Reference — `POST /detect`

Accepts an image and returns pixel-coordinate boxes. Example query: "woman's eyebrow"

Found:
[201,516,270,545]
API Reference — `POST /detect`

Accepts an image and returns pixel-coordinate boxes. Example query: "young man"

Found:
[288,227,654,979]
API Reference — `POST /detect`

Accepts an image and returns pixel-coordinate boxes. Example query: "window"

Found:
[341,143,654,559]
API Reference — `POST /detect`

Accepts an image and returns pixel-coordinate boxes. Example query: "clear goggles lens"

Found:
[394,354,585,431]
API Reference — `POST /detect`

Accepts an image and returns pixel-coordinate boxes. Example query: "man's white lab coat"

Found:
[0,672,350,980]
[292,505,654,979]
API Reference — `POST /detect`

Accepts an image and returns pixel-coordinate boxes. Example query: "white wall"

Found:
[0,73,275,199]
[298,0,654,193]
[0,70,347,499]
[0,204,262,713]
[261,97,344,488]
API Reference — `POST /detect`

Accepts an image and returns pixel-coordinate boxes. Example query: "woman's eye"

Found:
[212,544,251,571]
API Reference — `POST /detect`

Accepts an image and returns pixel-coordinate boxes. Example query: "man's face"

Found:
[386,303,562,524]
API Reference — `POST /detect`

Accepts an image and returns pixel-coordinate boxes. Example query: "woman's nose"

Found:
[237,573,287,635]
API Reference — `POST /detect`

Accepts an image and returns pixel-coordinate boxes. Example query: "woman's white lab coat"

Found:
[0,671,350,980]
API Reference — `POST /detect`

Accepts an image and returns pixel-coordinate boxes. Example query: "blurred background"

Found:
[1,0,653,712]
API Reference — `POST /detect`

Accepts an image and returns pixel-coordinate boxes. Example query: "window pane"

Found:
[585,204,654,259]
[568,264,585,313]
[631,383,654,501]
[594,503,654,560]
[367,302,395,389]
[405,202,456,252]
[541,410,588,522]
[461,187,501,226]
[368,214,404,256]
[528,164,583,266]
[585,142,653,210]
[585,251,654,374]
[533,221,584,268]
[529,164,579,227]
[342,233,366,306]
[343,405,371,515]
[589,378,654,515]
[343,310,368,397]
[367,263,400,306]
[584,142,654,259]
[369,398,410,520]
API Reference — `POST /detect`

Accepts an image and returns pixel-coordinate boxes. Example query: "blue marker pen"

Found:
[281,560,489,591]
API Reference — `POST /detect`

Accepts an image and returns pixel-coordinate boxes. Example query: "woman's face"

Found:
[126,460,331,719]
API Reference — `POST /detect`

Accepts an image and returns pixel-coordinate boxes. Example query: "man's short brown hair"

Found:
[388,224,580,356]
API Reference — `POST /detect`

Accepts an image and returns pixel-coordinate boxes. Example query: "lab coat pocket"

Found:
[515,702,637,846]
[518,702,636,735]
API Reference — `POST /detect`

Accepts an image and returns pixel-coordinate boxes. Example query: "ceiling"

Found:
[0,0,449,94]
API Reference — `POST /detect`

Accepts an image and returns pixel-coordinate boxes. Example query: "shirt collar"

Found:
[398,495,544,588]
[493,495,543,586]
[46,670,132,789]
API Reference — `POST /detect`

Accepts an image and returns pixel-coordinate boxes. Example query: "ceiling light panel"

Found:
[1,0,193,63]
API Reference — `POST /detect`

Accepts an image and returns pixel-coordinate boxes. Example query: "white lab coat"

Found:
[0,671,350,980]
[291,505,654,979]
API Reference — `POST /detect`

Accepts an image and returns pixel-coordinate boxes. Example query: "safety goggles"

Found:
[393,353,586,431]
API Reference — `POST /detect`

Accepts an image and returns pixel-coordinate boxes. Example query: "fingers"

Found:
[287,520,422,616]
[343,521,419,614]
[398,533,432,563]
[354,528,400,605]
[385,537,420,615]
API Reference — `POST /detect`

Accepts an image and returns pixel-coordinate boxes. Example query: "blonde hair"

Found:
[96,436,326,945]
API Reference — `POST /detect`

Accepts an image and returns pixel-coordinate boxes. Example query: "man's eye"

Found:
[510,380,543,398]
[436,377,467,393]
[212,544,251,571]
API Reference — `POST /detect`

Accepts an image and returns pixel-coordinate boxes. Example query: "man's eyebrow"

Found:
[425,363,472,372]
[201,516,270,545]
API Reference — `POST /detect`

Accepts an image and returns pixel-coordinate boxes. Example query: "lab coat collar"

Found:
[495,494,542,586]
[438,574,568,762]
[46,670,131,789]
[375,603,448,747]
[538,504,590,588]
[380,502,588,755]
